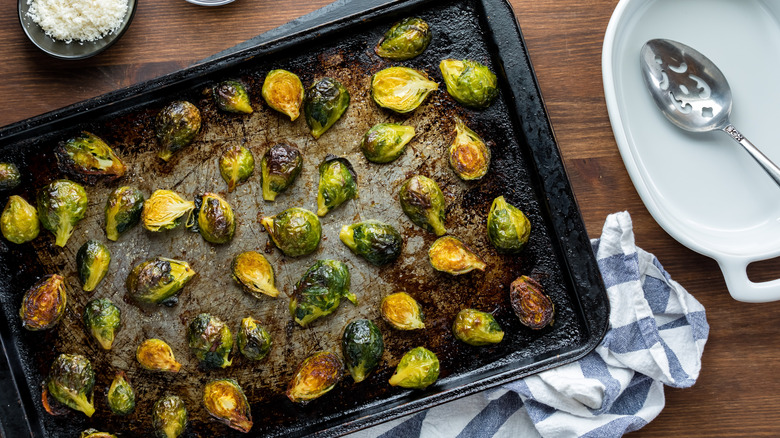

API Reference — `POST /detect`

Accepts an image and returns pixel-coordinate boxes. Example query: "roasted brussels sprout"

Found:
[136,338,182,372]
[141,189,195,232]
[304,77,350,139]
[80,429,117,438]
[203,379,253,433]
[488,196,531,253]
[452,309,504,346]
[375,17,432,61]
[381,292,425,330]
[509,276,554,329]
[388,346,439,389]
[340,220,402,266]
[360,123,415,164]
[286,351,343,403]
[262,69,305,121]
[55,131,126,183]
[153,395,187,438]
[439,59,499,109]
[188,313,233,369]
[214,80,253,114]
[219,145,255,192]
[83,298,121,350]
[77,240,111,292]
[290,260,354,327]
[342,319,384,383]
[156,100,202,161]
[19,274,67,331]
[192,192,236,244]
[237,317,272,361]
[231,251,280,299]
[260,143,303,201]
[371,67,438,114]
[261,207,321,257]
[105,186,144,241]
[106,372,135,416]
[399,175,446,236]
[37,179,88,247]
[0,162,21,190]
[41,385,71,416]
[126,257,195,306]
[317,155,358,216]
[428,236,486,275]
[449,120,491,180]
[1,195,39,244]
[47,353,95,417]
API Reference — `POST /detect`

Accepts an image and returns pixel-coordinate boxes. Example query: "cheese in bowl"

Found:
[26,0,128,43]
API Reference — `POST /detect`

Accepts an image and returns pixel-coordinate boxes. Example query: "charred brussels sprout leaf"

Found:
[371,67,438,114]
[439,59,498,109]
[360,123,415,163]
[289,260,354,327]
[156,100,201,161]
[375,17,432,61]
[231,251,280,299]
[55,131,126,183]
[304,77,350,139]
[342,319,384,383]
[510,276,554,329]
[136,338,182,372]
[37,179,88,247]
[203,379,253,433]
[286,351,343,403]
[428,236,486,275]
[83,298,121,350]
[261,143,303,201]
[261,207,321,257]
[19,274,67,331]
[0,162,21,190]
[317,155,358,216]
[105,186,144,241]
[262,69,304,121]
[399,175,446,236]
[488,196,530,253]
[80,429,117,438]
[188,313,233,369]
[47,354,95,417]
[339,220,402,266]
[126,257,195,306]
[237,317,272,361]
[452,309,504,346]
[381,292,425,330]
[449,120,491,180]
[192,192,236,244]
[214,80,253,114]
[388,346,439,389]
[153,395,187,438]
[107,372,135,416]
[1,195,39,244]
[77,240,111,292]
[219,145,255,192]
[142,190,195,232]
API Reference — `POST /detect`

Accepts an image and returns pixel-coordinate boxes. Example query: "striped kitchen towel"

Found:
[349,211,709,438]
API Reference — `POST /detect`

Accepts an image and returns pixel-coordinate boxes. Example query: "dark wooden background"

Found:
[1,0,779,436]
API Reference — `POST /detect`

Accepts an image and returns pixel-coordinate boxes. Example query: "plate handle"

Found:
[719,258,780,302]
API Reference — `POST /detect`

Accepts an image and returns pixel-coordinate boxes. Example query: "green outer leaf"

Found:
[47,354,95,417]
[342,319,384,382]
[339,220,402,266]
[487,196,531,253]
[83,298,121,350]
[37,179,88,247]
[388,346,439,389]
[290,260,352,327]
[304,77,350,139]
[77,240,111,292]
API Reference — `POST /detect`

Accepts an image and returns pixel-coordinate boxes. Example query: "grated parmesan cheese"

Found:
[27,0,128,43]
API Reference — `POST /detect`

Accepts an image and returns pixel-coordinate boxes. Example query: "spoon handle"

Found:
[723,125,780,186]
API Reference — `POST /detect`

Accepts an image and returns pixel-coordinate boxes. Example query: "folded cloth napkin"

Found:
[349,211,709,438]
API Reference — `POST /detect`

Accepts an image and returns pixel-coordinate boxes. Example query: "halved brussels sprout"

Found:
[136,338,182,372]
[156,100,201,161]
[37,179,88,247]
[19,274,67,331]
[449,120,491,180]
[452,309,504,346]
[317,155,358,216]
[488,196,530,253]
[77,240,111,292]
[262,69,304,121]
[231,251,280,299]
[0,162,21,190]
[375,17,432,61]
[47,353,95,417]
[105,186,144,241]
[339,220,402,266]
[192,192,236,244]
[439,59,499,109]
[290,259,354,327]
[342,319,384,383]
[55,131,126,183]
[80,429,117,438]
[381,292,425,330]
[203,379,253,433]
[1,195,39,244]
[509,276,554,329]
[83,298,121,350]
[260,143,303,201]
[286,351,343,403]
[428,236,486,275]
[304,77,350,139]
[107,372,135,416]
[126,257,195,306]
[261,207,321,257]
[388,346,439,389]
[188,313,233,369]
[371,67,438,114]
[399,175,446,236]
[237,317,272,361]
[153,395,187,438]
[219,145,255,192]
[214,80,253,114]
[360,123,415,163]
[142,190,195,232]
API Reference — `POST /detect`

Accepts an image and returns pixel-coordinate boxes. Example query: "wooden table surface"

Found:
[1,0,779,436]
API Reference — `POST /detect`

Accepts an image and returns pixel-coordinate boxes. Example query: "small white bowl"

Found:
[184,0,236,6]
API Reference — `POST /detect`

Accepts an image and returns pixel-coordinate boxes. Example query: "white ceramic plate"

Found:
[603,0,780,302]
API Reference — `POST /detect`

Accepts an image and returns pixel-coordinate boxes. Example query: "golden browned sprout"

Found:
[262,69,305,121]
[203,379,253,433]
[141,190,195,232]
[448,120,491,180]
[136,338,182,372]
[381,292,425,330]
[428,236,486,275]
[509,276,554,329]
[287,351,343,403]
[231,251,280,299]
[1,195,39,244]
[19,274,67,331]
